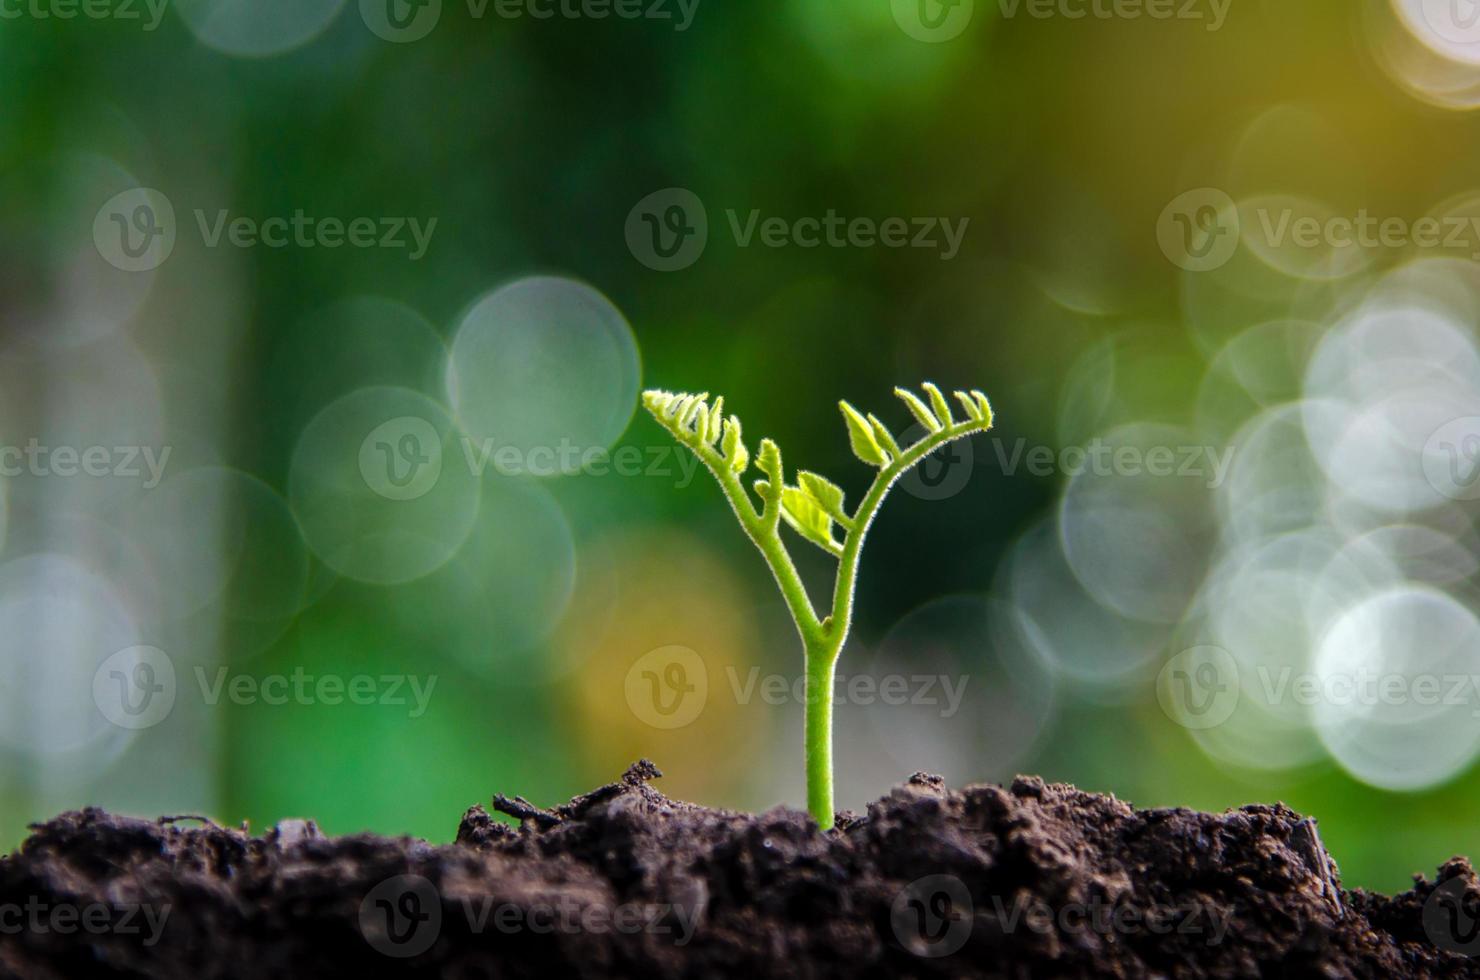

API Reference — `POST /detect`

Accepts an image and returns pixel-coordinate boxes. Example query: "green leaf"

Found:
[840,401,889,467]
[797,470,849,525]
[922,382,953,427]
[971,390,994,428]
[954,390,983,423]
[867,414,902,458]
[681,394,708,430]
[706,396,725,444]
[781,486,840,556]
[895,388,942,433]
[642,390,674,416]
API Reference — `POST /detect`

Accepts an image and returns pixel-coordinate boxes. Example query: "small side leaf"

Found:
[971,390,994,428]
[705,396,725,444]
[797,470,850,526]
[780,486,841,557]
[895,388,942,433]
[840,401,889,467]
[867,414,902,458]
[922,382,953,427]
[681,394,708,430]
[954,390,983,423]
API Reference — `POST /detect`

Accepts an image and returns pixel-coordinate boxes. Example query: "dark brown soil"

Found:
[1,761,1476,979]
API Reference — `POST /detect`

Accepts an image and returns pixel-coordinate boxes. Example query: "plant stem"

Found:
[804,639,840,827]
[696,417,983,830]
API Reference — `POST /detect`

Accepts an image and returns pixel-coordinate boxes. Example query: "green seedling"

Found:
[642,382,994,828]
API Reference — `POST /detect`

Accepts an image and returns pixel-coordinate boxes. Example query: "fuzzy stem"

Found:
[804,639,840,827]
[666,405,987,831]
[826,420,979,646]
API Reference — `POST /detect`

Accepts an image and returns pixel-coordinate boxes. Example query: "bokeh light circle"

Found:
[172,0,347,57]
[289,386,478,585]
[1313,587,1480,791]
[446,276,640,476]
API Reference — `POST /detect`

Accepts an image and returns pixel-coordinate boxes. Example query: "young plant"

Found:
[642,382,994,829]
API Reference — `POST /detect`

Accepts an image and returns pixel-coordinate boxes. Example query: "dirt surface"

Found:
[1,760,1476,978]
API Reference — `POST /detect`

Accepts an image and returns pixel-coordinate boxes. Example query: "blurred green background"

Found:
[3,0,1480,896]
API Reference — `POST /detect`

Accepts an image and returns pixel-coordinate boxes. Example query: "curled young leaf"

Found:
[722,416,749,473]
[756,439,784,499]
